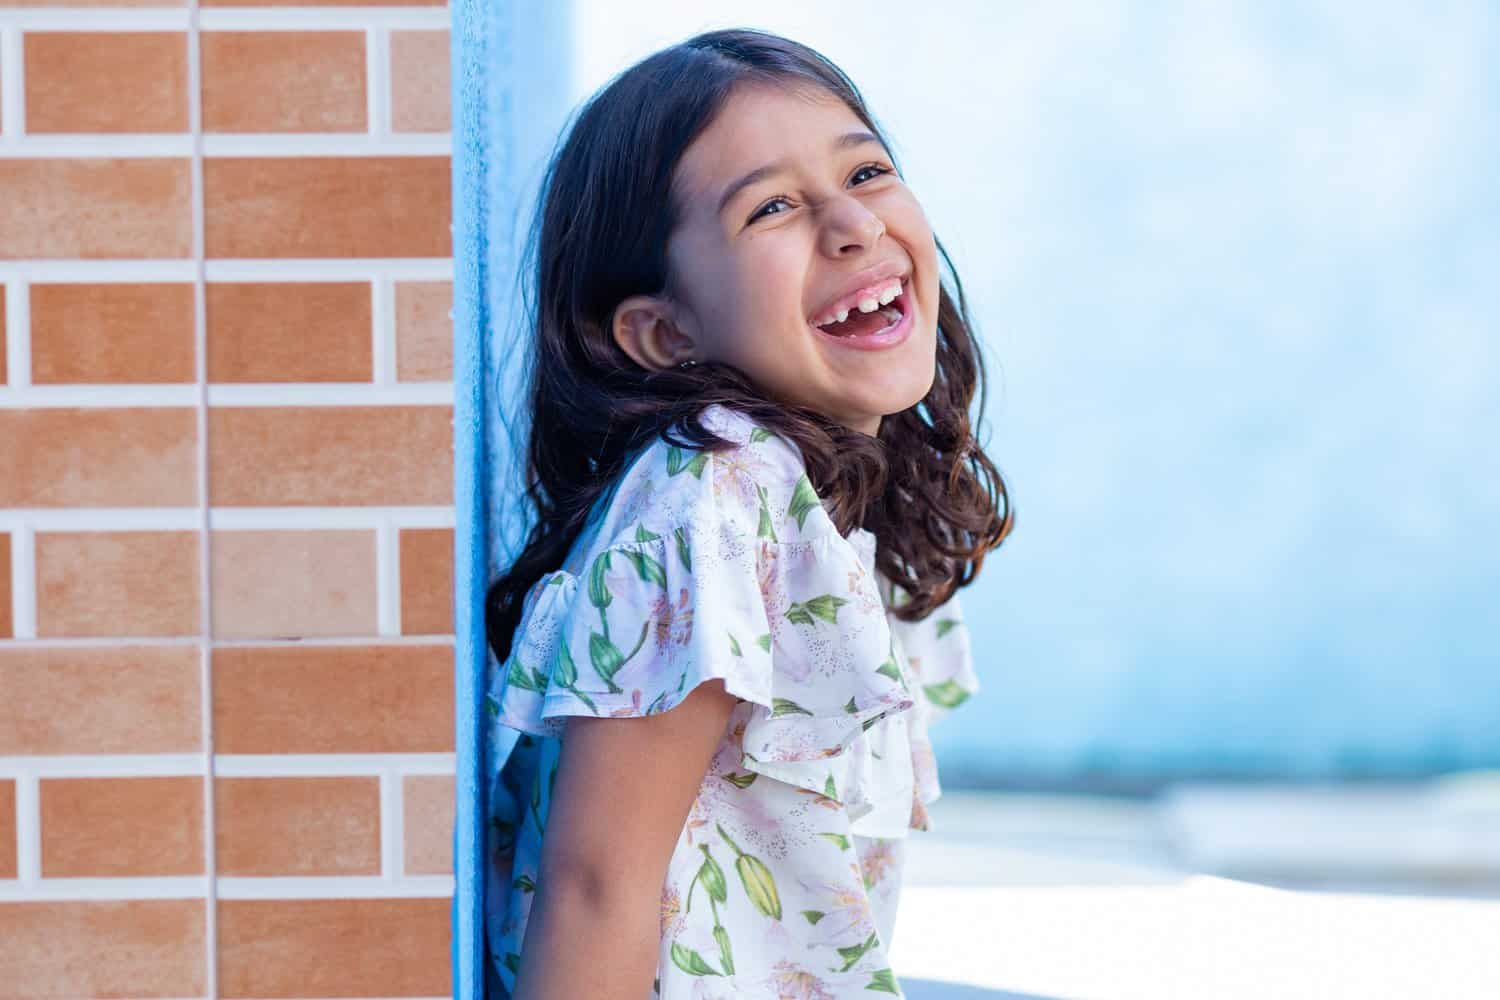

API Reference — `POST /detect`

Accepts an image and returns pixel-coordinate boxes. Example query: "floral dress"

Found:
[484,402,978,999]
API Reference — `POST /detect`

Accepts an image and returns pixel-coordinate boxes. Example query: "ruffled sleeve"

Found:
[487,403,917,814]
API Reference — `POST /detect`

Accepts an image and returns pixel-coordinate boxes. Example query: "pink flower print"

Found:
[846,565,882,616]
[796,869,876,946]
[859,839,897,889]
[650,586,694,651]
[607,688,644,718]
[767,958,837,1000]
[711,448,763,510]
[660,882,684,940]
[910,790,931,831]
[906,653,925,681]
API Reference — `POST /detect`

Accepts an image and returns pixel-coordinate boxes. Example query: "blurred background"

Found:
[0,0,1496,997]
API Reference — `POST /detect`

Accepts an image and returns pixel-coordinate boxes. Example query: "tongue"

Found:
[817,307,892,338]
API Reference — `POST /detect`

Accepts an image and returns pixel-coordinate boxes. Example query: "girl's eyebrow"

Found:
[715,130,883,218]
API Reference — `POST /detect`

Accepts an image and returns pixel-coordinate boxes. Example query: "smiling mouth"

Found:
[810,277,909,338]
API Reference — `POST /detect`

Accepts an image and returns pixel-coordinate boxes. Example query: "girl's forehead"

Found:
[675,85,867,213]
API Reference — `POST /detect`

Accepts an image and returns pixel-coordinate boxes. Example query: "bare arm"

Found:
[511,678,741,1000]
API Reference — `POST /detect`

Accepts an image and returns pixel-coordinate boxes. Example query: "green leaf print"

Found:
[622,548,668,588]
[717,823,782,920]
[669,941,722,977]
[728,633,742,657]
[721,771,758,789]
[587,551,613,610]
[512,873,535,892]
[484,693,500,717]
[506,658,538,692]
[587,630,627,694]
[501,951,521,974]
[923,678,973,709]
[755,632,772,653]
[666,446,709,479]
[801,909,827,924]
[817,832,852,850]
[713,924,735,976]
[674,526,692,572]
[697,845,728,904]
[824,774,838,800]
[749,426,772,443]
[836,930,880,973]
[755,483,779,542]
[785,594,849,626]
[843,696,858,714]
[771,697,813,717]
[935,617,960,638]
[633,523,661,543]
[554,641,578,687]
[866,968,901,993]
[874,658,903,685]
[787,474,821,531]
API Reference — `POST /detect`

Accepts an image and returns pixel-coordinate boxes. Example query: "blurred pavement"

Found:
[890,778,1500,999]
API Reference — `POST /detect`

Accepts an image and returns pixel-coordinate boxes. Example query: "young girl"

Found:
[482,27,1012,1000]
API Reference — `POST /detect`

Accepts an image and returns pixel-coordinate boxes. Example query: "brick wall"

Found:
[0,0,457,995]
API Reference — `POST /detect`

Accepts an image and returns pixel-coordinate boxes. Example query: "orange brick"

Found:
[31,282,196,384]
[41,776,203,877]
[0,408,197,507]
[25,32,187,134]
[218,897,449,998]
[394,279,452,381]
[203,31,366,133]
[210,530,375,639]
[204,156,450,258]
[216,776,380,876]
[213,643,453,754]
[0,780,15,879]
[201,0,439,5]
[36,531,200,638]
[208,406,452,506]
[390,30,450,133]
[400,527,453,634]
[207,281,371,382]
[403,773,453,875]
[0,533,10,638]
[0,900,205,998]
[0,159,191,259]
[0,645,201,754]
[0,0,184,5]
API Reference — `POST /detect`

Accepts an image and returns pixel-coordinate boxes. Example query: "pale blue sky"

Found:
[561,1,1500,779]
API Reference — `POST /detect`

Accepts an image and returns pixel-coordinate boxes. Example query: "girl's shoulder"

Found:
[588,402,832,555]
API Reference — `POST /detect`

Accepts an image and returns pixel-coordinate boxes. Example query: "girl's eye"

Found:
[747,162,895,224]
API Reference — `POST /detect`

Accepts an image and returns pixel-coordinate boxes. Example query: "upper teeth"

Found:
[815,279,903,326]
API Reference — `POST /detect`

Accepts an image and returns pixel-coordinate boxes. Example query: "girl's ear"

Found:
[612,294,699,372]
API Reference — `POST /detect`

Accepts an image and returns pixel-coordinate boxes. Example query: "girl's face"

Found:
[614,82,941,436]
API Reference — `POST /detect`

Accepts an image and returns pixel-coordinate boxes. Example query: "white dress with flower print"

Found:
[484,403,978,999]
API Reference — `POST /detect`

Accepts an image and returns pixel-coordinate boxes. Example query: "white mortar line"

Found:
[379,767,399,878]
[367,26,386,136]
[0,755,209,778]
[14,773,39,881]
[184,0,219,993]
[0,261,199,281]
[0,506,454,531]
[372,275,396,385]
[376,516,401,636]
[0,877,212,902]
[0,26,21,140]
[0,382,452,406]
[5,281,29,388]
[0,10,190,30]
[11,525,35,639]
[214,753,455,776]
[0,134,448,157]
[216,875,453,899]
[201,8,450,30]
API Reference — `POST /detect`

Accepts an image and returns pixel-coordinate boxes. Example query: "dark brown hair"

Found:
[484,26,1014,667]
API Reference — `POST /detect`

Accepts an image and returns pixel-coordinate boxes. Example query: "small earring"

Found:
[677,358,698,370]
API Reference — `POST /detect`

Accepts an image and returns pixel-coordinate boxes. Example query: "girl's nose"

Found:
[819,196,886,255]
